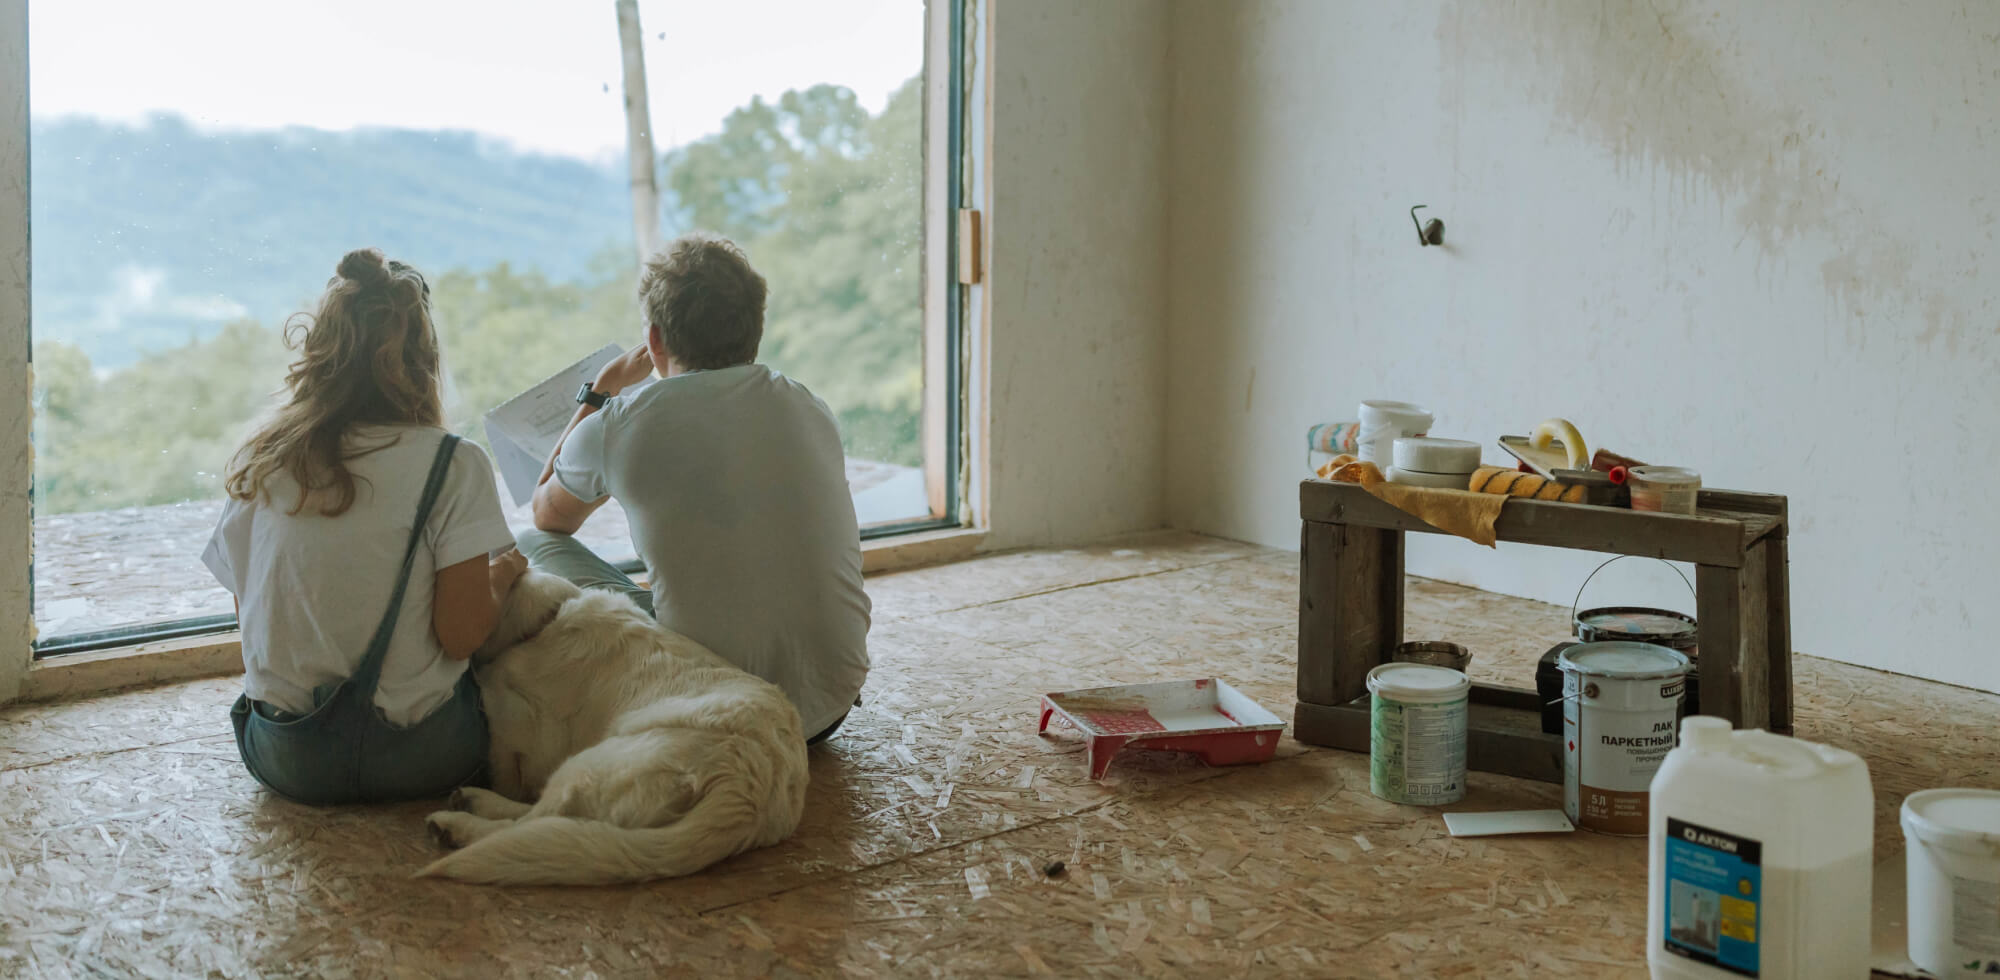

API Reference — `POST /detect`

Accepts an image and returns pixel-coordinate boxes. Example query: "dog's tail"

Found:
[416,782,767,886]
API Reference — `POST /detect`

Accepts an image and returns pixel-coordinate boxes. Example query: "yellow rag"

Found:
[1315,455,1506,547]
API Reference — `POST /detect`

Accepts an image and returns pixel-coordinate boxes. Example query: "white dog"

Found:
[418,571,809,886]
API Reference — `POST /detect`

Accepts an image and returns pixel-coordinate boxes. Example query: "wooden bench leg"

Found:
[1764,535,1793,735]
[1296,520,1403,745]
[1696,543,1771,731]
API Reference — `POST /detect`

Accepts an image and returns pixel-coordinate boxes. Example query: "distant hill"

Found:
[30,114,641,368]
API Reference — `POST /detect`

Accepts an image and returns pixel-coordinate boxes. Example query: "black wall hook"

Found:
[1410,205,1444,247]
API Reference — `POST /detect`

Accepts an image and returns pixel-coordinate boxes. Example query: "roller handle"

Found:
[1591,448,1646,472]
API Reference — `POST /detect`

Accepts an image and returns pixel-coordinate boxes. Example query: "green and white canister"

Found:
[1367,662,1470,806]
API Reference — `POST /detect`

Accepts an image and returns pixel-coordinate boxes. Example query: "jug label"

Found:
[1662,817,1762,977]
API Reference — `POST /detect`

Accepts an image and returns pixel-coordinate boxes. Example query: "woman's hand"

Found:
[593,344,654,396]
[489,548,528,596]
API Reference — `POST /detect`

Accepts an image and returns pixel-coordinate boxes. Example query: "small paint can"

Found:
[1571,556,1701,714]
[1366,662,1469,806]
[1558,642,1689,836]
[1628,465,1701,514]
[1392,640,1471,672]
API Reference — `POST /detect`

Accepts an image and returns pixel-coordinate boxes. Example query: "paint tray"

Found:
[1037,678,1286,780]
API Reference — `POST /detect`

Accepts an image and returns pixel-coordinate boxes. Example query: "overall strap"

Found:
[349,432,462,696]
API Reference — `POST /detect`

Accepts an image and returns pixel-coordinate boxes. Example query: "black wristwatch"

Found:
[576,383,610,409]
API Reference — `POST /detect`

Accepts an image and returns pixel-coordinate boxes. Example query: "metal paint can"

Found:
[1572,556,1702,714]
[1573,606,1700,715]
[1366,663,1469,806]
[1558,642,1689,836]
[1392,640,1472,673]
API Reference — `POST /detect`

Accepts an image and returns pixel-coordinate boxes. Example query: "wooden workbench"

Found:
[1293,479,1792,783]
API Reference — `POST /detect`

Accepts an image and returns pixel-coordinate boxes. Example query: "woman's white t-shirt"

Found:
[201,426,517,726]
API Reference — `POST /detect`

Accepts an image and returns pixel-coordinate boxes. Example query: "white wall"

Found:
[1166,0,2000,692]
[981,0,1171,549]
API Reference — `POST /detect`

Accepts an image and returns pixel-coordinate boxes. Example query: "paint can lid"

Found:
[1901,788,2000,853]
[1575,607,1698,647]
[1366,662,1470,703]
[1556,641,1689,679]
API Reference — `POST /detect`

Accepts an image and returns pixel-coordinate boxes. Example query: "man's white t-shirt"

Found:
[202,427,517,726]
[553,364,871,735]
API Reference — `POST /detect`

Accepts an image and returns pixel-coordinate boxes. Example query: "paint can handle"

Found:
[1571,555,1697,622]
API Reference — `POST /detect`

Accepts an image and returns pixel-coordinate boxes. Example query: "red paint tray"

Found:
[1037,678,1286,780]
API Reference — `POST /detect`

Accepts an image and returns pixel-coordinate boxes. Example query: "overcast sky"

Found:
[29,0,925,162]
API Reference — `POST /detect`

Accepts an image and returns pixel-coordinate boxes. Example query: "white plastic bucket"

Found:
[1901,788,2000,976]
[1558,641,1688,836]
[1366,662,1468,806]
[1356,400,1433,467]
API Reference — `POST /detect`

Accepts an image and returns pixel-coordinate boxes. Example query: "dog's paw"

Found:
[426,811,467,850]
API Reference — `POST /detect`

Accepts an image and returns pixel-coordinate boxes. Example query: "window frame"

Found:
[8,0,976,666]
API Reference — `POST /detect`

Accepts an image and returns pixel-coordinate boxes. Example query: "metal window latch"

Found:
[957,209,983,284]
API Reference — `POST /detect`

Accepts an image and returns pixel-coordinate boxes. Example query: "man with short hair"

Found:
[518,232,870,745]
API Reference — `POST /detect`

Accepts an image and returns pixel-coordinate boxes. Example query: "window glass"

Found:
[28,0,932,644]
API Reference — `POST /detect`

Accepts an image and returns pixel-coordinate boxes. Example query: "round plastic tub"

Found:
[1901,788,2000,976]
[1630,465,1702,514]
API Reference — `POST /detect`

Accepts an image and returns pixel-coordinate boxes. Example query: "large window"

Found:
[27,0,963,653]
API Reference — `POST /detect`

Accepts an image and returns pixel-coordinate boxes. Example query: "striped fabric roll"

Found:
[1307,422,1361,455]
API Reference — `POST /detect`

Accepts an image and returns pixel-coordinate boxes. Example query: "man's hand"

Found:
[488,548,529,596]
[593,344,654,396]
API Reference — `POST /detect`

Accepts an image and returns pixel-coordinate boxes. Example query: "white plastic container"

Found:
[1365,662,1467,806]
[1631,466,1703,515]
[1391,436,1481,475]
[1356,400,1433,466]
[1647,717,1873,980]
[1901,788,2000,977]
[1559,641,1689,835]
[1385,465,1471,490]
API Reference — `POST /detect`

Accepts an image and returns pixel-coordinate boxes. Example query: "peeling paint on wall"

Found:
[1443,0,1993,348]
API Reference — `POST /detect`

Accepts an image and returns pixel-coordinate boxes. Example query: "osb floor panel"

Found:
[2,530,1995,978]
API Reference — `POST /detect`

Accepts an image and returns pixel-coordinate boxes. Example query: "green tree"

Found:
[663,78,925,465]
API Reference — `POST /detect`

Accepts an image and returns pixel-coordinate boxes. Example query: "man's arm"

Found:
[537,344,654,488]
[532,479,605,535]
[532,344,653,534]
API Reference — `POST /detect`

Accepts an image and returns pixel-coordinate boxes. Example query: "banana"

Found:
[1529,418,1590,470]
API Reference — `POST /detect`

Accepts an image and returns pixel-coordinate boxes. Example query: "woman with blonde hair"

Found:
[202,248,524,805]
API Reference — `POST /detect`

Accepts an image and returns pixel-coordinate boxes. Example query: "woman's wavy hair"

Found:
[225,248,443,516]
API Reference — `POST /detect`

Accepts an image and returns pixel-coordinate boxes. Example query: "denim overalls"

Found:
[230,434,489,805]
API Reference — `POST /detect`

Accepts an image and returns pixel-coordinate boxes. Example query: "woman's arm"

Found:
[433,549,530,660]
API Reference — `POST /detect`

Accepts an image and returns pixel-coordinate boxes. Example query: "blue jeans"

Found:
[513,528,847,744]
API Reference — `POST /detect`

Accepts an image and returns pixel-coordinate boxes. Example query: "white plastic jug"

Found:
[1646,717,1873,980]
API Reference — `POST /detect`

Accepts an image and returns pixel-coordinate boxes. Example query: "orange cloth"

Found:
[1314,455,1506,547]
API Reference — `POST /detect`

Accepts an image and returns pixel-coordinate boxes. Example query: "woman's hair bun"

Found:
[337,248,390,286]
